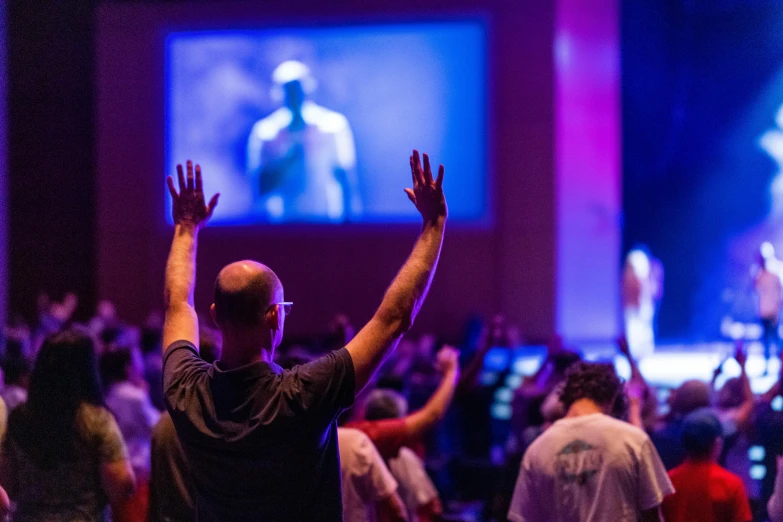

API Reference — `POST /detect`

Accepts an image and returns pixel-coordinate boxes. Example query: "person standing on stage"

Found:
[622,247,657,359]
[754,242,783,374]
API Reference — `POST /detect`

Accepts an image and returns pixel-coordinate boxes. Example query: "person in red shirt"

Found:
[346,346,460,461]
[662,408,753,522]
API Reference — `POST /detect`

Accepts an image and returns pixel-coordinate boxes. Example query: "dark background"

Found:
[8,1,96,323]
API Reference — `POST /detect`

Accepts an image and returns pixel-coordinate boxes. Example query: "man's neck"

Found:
[219,347,273,370]
[219,332,274,369]
[566,398,606,418]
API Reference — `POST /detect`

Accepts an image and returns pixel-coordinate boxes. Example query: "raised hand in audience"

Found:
[166,160,219,229]
[162,160,219,350]
[345,150,447,391]
[405,150,447,225]
[436,345,460,378]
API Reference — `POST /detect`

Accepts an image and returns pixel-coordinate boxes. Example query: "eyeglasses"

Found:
[267,302,293,317]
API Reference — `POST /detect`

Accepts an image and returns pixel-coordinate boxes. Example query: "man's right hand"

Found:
[405,150,447,225]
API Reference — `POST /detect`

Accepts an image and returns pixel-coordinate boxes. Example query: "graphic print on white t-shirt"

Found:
[556,439,603,487]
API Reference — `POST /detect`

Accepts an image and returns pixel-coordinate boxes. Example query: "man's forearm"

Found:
[162,224,200,350]
[425,368,459,421]
[164,224,198,309]
[407,368,459,436]
[375,217,445,333]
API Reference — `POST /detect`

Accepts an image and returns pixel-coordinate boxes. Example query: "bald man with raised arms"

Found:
[161,151,447,521]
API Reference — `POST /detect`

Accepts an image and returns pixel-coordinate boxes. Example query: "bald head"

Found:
[213,261,283,328]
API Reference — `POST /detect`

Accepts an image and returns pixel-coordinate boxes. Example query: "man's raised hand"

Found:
[167,160,219,229]
[405,150,447,225]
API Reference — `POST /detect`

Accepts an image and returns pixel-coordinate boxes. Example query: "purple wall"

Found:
[96,0,557,342]
[554,0,621,342]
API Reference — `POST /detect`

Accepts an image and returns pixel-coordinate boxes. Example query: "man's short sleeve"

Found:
[283,347,355,421]
[163,340,211,413]
[637,437,675,511]
[508,453,546,522]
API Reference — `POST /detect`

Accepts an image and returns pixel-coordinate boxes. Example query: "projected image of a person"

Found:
[754,242,783,373]
[246,61,361,222]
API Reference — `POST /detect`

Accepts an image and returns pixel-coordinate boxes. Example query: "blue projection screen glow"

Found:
[166,23,487,225]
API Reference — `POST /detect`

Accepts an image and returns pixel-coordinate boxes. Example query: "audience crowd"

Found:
[1,292,783,521]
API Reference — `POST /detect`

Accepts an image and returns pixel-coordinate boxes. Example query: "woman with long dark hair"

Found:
[0,328,136,521]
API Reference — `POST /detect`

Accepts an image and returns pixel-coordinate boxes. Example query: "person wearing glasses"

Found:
[161,150,447,521]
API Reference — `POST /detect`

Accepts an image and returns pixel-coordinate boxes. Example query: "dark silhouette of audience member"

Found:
[149,326,222,522]
[161,151,446,520]
[0,329,136,520]
[651,378,712,469]
[508,362,672,522]
[661,409,753,522]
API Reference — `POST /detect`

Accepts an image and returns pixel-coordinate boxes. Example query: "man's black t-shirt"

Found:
[163,341,355,521]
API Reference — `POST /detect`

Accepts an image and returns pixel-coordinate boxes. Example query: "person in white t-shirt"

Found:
[508,361,673,522]
[755,242,783,371]
[338,427,407,522]
[388,446,440,522]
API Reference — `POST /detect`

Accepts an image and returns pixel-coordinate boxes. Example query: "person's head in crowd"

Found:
[140,310,164,355]
[717,377,745,409]
[9,328,104,465]
[364,389,409,421]
[100,327,123,352]
[37,292,79,335]
[198,324,223,365]
[275,345,314,370]
[324,313,355,351]
[2,356,31,389]
[100,347,145,390]
[417,334,438,359]
[141,327,162,355]
[540,383,566,424]
[668,379,711,418]
[3,329,29,360]
[489,315,513,348]
[560,361,623,414]
[210,260,287,364]
[681,408,723,462]
[551,350,583,375]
